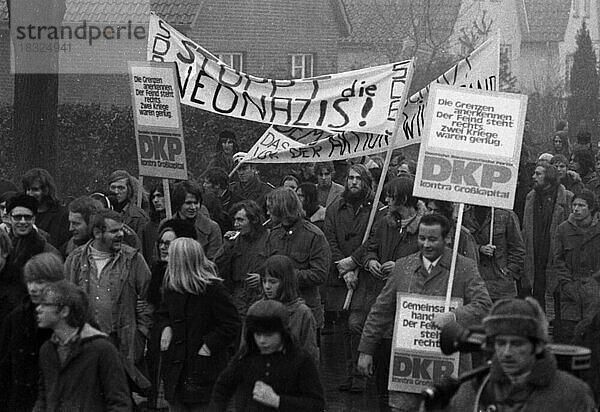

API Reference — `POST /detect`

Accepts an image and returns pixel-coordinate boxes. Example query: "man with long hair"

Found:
[64,208,152,393]
[265,187,331,342]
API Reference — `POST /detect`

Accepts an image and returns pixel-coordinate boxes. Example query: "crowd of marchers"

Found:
[0,127,599,411]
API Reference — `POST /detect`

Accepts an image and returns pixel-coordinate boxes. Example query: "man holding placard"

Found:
[357,213,492,411]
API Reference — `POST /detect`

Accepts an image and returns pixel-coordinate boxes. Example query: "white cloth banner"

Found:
[242,38,499,163]
[147,13,412,135]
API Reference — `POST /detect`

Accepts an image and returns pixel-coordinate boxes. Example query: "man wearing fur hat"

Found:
[108,169,149,237]
[448,297,595,411]
[553,189,600,343]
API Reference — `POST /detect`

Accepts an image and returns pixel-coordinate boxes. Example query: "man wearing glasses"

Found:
[5,193,59,272]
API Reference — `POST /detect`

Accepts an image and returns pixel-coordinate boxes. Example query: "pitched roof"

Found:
[0,0,202,25]
[519,0,571,42]
[340,0,461,46]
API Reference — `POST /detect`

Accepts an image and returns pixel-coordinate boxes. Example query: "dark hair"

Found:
[281,175,299,187]
[41,280,91,328]
[68,196,104,225]
[204,167,229,190]
[21,168,59,207]
[419,212,451,238]
[148,184,166,220]
[108,170,135,201]
[216,130,238,153]
[297,182,320,217]
[385,176,419,209]
[550,154,568,166]
[89,209,123,233]
[229,200,266,235]
[315,162,335,175]
[572,149,595,178]
[240,300,295,359]
[425,199,454,222]
[172,181,203,212]
[23,252,64,283]
[266,187,305,221]
[262,255,299,303]
[576,130,591,145]
[574,188,598,213]
[398,159,417,176]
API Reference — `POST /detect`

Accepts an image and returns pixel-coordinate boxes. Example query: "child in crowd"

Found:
[209,299,325,411]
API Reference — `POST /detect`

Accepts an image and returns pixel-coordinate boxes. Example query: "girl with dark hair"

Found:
[209,300,325,411]
[157,238,240,410]
[296,182,326,231]
[261,255,319,363]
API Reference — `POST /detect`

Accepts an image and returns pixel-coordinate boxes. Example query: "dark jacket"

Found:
[36,203,70,249]
[323,196,381,311]
[522,184,573,293]
[554,214,600,321]
[0,262,27,322]
[34,324,132,412]
[463,208,525,300]
[353,211,421,311]
[447,350,595,412]
[0,297,53,410]
[171,212,223,261]
[285,298,319,364]
[230,177,273,209]
[216,230,268,318]
[156,281,241,404]
[9,230,60,273]
[266,219,331,328]
[121,202,149,238]
[209,349,325,412]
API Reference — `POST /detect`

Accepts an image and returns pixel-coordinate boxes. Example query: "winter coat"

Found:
[553,214,600,321]
[0,297,53,410]
[522,184,573,293]
[0,262,27,322]
[353,211,422,312]
[209,349,325,412]
[171,212,223,261]
[308,205,326,232]
[266,219,331,328]
[34,324,131,412]
[463,208,525,300]
[9,230,60,273]
[64,241,153,390]
[285,298,319,364]
[230,177,273,209]
[121,201,150,238]
[156,281,241,404]
[358,248,492,411]
[323,196,381,311]
[216,230,268,318]
[447,350,595,412]
[36,203,70,249]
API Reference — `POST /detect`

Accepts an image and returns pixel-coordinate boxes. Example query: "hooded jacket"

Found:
[34,324,131,412]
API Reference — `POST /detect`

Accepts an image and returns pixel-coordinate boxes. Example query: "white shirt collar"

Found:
[422,255,442,272]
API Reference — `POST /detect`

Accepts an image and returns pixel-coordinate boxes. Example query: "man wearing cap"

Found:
[553,189,600,343]
[108,170,149,237]
[5,193,59,272]
[522,163,573,311]
[448,297,595,411]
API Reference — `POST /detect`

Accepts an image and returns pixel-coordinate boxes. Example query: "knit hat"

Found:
[6,193,38,214]
[0,179,18,198]
[158,218,198,240]
[574,189,597,212]
[483,297,549,342]
[245,300,291,335]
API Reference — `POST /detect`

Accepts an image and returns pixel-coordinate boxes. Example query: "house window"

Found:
[291,54,314,78]
[216,53,243,71]
[566,54,574,87]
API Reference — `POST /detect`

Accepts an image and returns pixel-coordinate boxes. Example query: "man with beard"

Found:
[232,164,273,209]
[5,194,60,273]
[64,209,152,393]
[265,187,331,340]
[316,162,344,209]
[108,170,149,237]
[171,181,223,261]
[522,163,573,312]
[323,164,382,393]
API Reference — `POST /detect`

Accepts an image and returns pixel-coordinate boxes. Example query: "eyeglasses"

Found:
[11,214,34,222]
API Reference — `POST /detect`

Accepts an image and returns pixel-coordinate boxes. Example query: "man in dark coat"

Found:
[35,280,131,411]
[0,253,63,410]
[522,163,573,312]
[265,187,331,332]
[231,164,273,209]
[324,164,381,392]
[448,298,594,412]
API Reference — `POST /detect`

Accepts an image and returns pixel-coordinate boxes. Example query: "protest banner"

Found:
[128,61,188,182]
[413,83,527,210]
[240,39,499,164]
[389,293,462,393]
[147,13,411,136]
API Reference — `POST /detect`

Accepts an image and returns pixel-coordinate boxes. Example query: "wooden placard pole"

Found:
[137,176,144,208]
[489,207,495,244]
[228,160,244,179]
[445,202,464,312]
[343,60,415,310]
[163,178,172,219]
